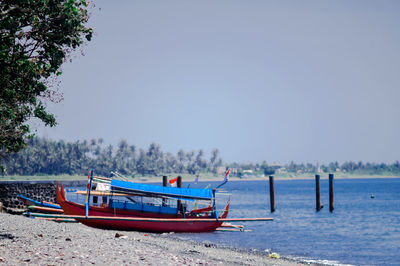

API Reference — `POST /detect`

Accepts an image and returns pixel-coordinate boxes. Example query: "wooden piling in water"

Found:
[315,174,322,211]
[162,176,168,206]
[329,174,334,212]
[269,175,275,213]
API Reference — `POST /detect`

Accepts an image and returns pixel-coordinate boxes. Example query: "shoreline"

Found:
[1,174,399,183]
[115,175,400,184]
[0,212,313,265]
[136,175,400,183]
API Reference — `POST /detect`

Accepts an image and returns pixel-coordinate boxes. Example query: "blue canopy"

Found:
[110,179,213,200]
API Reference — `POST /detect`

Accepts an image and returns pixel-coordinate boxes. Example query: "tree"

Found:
[260,161,275,176]
[0,0,93,169]
[115,139,130,175]
[210,148,222,173]
[176,149,186,173]
[210,149,219,165]
[195,149,207,170]
[146,143,164,176]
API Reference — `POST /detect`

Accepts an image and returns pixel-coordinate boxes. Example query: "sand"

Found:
[0,213,313,265]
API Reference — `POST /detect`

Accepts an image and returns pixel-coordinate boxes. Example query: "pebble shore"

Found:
[0,213,310,265]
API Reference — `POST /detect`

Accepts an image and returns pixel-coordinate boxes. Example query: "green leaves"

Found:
[33,102,57,127]
[0,0,93,160]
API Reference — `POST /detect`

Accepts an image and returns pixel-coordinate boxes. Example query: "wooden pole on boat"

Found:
[177,176,182,213]
[315,174,322,211]
[86,169,94,217]
[212,189,217,218]
[329,174,334,212]
[269,175,275,213]
[162,176,168,206]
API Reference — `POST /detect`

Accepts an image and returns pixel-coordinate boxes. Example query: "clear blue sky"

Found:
[36,0,400,164]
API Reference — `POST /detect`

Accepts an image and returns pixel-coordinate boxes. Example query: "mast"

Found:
[212,189,218,220]
[86,169,94,217]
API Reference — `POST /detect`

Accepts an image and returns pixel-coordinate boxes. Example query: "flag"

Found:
[169,177,178,187]
[194,174,199,184]
[86,171,91,189]
[224,168,230,183]
[216,168,230,189]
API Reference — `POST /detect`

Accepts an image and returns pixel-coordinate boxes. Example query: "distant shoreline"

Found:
[1,174,399,183]
[135,175,400,183]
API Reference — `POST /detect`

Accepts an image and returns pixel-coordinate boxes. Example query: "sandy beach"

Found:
[0,213,313,265]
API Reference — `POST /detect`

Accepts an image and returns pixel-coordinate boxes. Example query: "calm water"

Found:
[68,178,400,265]
[174,178,400,266]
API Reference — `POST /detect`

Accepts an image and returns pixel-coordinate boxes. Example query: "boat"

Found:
[56,172,231,233]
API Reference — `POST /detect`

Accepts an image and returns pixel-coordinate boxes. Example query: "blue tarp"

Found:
[110,179,212,200]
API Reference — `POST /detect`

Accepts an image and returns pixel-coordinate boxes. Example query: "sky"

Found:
[36,0,400,164]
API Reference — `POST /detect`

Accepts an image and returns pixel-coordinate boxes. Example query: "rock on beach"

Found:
[0,213,308,265]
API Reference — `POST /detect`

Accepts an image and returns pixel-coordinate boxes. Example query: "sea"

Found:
[68,178,400,266]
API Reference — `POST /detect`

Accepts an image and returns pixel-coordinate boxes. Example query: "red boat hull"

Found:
[56,183,229,233]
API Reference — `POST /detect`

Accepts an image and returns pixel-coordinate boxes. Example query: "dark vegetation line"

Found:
[1,137,399,177]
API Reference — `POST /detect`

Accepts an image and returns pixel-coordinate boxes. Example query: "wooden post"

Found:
[315,174,322,211]
[162,176,168,206]
[177,176,182,213]
[102,196,107,206]
[269,176,275,213]
[329,174,334,212]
